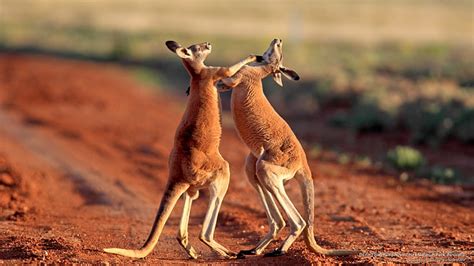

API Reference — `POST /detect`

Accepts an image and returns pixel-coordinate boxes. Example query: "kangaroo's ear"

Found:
[166,40,192,59]
[272,72,283,87]
[280,66,300,81]
[166,40,181,52]
[175,47,192,59]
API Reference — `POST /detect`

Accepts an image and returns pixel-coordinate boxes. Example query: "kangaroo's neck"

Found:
[254,63,274,79]
[189,79,219,110]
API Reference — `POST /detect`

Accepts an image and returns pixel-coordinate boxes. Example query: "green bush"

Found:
[400,100,467,145]
[422,166,461,185]
[328,111,348,128]
[349,102,394,132]
[387,146,425,171]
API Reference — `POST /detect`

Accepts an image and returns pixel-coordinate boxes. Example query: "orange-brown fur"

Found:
[103,41,256,259]
[219,39,359,257]
[230,64,306,171]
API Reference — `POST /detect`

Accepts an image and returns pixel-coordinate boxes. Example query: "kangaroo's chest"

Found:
[230,87,278,151]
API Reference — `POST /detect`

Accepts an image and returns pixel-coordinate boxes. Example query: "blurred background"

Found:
[1,0,473,184]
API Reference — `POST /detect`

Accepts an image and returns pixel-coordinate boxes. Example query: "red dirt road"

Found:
[0,54,472,264]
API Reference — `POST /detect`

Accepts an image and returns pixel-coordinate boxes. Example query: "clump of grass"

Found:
[337,153,351,165]
[355,156,372,168]
[387,146,425,171]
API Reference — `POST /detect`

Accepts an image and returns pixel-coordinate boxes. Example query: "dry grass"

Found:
[1,0,472,45]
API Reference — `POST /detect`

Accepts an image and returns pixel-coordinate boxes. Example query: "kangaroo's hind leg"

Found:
[177,191,199,259]
[238,153,286,256]
[199,161,236,258]
[256,160,306,257]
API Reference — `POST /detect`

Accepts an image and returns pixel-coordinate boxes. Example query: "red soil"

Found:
[0,54,472,264]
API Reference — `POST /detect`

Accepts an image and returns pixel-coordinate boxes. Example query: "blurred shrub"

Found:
[387,146,425,171]
[328,110,348,128]
[349,101,394,132]
[400,100,471,145]
[131,67,166,88]
[355,156,372,168]
[418,165,461,185]
[327,99,473,146]
[453,109,474,143]
[109,34,131,60]
[308,144,323,159]
[337,153,351,165]
[328,101,394,132]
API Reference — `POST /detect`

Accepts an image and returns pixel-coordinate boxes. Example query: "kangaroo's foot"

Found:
[263,248,286,257]
[238,248,257,256]
[177,236,199,259]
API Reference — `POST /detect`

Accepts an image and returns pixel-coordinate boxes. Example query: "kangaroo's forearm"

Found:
[226,57,252,76]
[217,55,255,78]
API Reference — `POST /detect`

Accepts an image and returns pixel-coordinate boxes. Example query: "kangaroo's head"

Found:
[166,40,212,74]
[262,39,300,86]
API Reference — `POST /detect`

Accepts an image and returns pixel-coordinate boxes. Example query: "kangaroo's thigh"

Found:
[244,153,259,189]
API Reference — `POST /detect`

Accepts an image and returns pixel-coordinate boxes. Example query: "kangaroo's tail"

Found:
[104,182,189,258]
[297,167,360,256]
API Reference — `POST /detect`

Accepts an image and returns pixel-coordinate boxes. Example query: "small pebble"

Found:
[0,173,15,186]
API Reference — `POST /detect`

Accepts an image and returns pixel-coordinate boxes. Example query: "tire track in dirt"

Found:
[0,109,152,211]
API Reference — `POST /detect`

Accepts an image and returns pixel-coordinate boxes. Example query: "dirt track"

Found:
[0,54,472,264]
